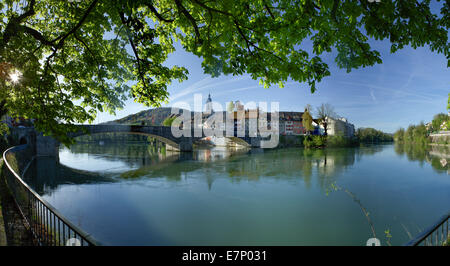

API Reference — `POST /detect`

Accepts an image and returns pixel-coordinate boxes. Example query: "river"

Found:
[22,142,450,246]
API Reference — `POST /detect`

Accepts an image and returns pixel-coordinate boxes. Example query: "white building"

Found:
[322,117,355,137]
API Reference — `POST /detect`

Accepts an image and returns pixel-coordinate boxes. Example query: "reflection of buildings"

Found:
[395,143,450,174]
[193,146,249,162]
[31,140,387,194]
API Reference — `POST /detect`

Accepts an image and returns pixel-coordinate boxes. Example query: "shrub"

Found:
[303,136,313,148]
[312,135,325,147]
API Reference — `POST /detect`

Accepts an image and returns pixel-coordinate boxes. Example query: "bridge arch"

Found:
[71,131,181,151]
[67,125,194,152]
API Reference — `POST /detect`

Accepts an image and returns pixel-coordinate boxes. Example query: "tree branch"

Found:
[190,0,233,17]
[331,0,339,22]
[174,0,202,45]
[146,4,174,22]
[74,33,105,88]
[119,11,148,90]
[264,4,275,19]
[20,25,55,46]
[16,0,36,22]
[51,0,99,47]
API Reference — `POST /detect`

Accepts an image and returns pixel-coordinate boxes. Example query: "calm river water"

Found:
[23,142,450,246]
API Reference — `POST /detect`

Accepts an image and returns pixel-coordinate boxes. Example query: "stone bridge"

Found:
[10,124,267,157]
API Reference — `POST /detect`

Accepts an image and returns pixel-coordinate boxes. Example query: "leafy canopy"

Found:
[0,0,448,143]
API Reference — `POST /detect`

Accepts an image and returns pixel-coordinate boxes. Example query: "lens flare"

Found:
[9,70,22,83]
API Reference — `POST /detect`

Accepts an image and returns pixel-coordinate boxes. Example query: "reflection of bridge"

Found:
[11,125,266,157]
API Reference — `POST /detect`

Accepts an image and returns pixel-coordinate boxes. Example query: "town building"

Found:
[278,112,306,135]
[321,117,355,137]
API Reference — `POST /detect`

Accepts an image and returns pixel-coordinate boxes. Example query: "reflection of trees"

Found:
[23,157,115,195]
[43,144,386,192]
[394,143,449,173]
[117,146,384,190]
[216,147,382,189]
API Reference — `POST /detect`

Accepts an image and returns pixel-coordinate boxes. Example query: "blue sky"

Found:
[95,38,448,133]
[95,11,449,134]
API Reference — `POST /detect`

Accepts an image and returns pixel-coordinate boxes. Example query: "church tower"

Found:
[205,93,213,114]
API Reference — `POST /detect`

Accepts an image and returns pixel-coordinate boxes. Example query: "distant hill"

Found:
[103,108,311,126]
[102,107,189,126]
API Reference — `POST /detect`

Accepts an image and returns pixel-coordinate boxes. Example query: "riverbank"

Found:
[278,134,393,149]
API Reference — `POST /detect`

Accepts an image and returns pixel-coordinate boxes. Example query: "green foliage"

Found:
[312,135,326,147]
[413,122,429,145]
[301,110,314,133]
[395,122,430,144]
[0,122,9,136]
[356,127,393,143]
[0,0,448,144]
[162,116,176,126]
[303,136,313,148]
[327,134,358,148]
[448,93,450,111]
[106,107,180,126]
[393,128,405,142]
[431,113,449,132]
[303,135,327,148]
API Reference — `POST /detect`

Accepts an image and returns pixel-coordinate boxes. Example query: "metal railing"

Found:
[404,212,449,246]
[2,145,100,246]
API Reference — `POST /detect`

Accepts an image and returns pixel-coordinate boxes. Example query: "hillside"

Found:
[102,107,185,126]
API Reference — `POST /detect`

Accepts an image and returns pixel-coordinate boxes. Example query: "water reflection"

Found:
[26,142,387,194]
[21,142,450,245]
[394,143,450,174]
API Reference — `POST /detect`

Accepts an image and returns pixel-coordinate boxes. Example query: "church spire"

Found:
[205,92,213,113]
